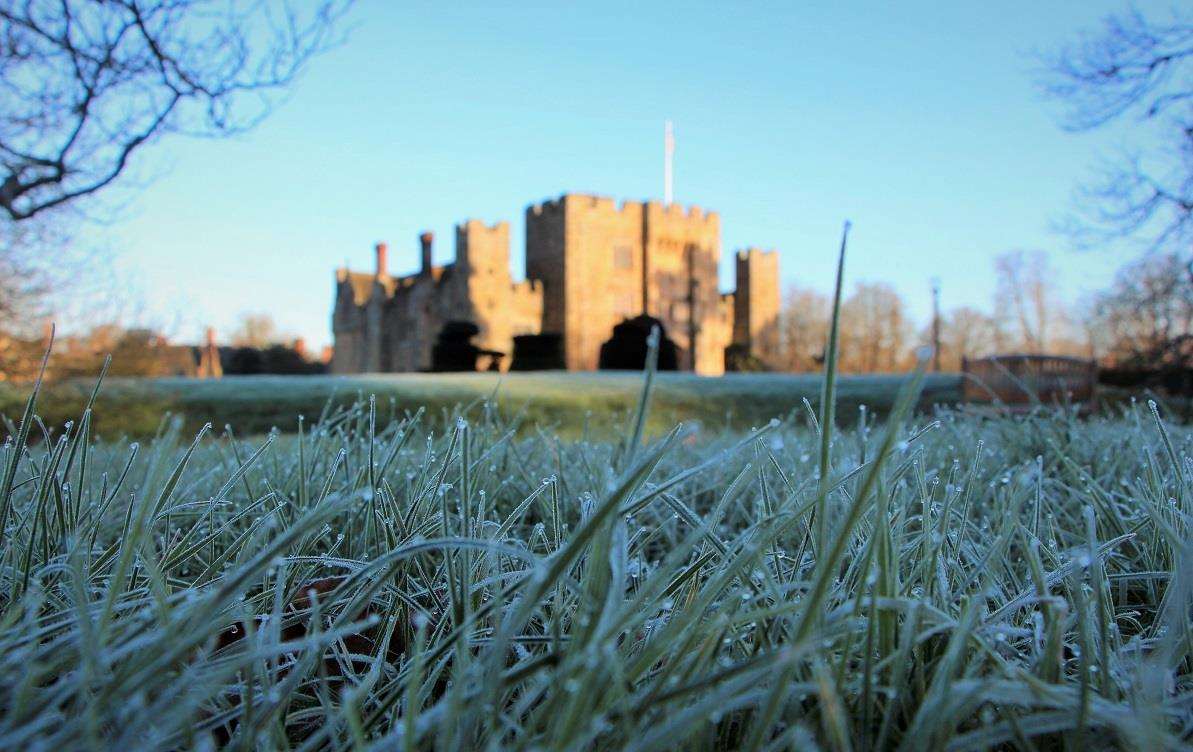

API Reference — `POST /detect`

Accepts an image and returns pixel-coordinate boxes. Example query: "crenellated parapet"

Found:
[644,199,720,226]
[457,219,511,278]
[735,247,778,262]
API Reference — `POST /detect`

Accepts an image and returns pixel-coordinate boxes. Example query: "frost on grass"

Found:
[0,393,1189,750]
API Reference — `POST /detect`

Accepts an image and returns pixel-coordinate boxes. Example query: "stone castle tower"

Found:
[331,193,780,376]
[733,248,782,365]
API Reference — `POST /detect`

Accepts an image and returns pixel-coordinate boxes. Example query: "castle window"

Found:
[614,244,634,270]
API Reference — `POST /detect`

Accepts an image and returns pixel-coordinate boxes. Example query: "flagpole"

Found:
[664,120,674,205]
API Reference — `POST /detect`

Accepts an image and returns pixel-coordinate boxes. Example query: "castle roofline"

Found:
[339,270,397,305]
[338,260,461,306]
[456,218,509,233]
[735,246,779,259]
[526,192,717,221]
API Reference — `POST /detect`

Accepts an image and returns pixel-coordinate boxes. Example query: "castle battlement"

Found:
[528,193,717,224]
[644,199,719,224]
[458,218,509,234]
[528,196,566,215]
[530,193,639,217]
[735,247,778,260]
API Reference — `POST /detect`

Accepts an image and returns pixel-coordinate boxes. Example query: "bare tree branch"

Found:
[1087,251,1192,370]
[1039,5,1193,256]
[0,0,352,221]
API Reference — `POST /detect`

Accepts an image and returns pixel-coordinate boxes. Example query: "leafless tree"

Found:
[838,282,912,373]
[230,311,284,348]
[0,212,101,333]
[776,285,829,372]
[1040,6,1192,255]
[0,0,352,221]
[0,216,55,330]
[993,250,1071,354]
[1089,251,1191,369]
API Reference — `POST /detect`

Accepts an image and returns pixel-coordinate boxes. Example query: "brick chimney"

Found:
[375,242,388,277]
[420,232,433,275]
[205,327,217,347]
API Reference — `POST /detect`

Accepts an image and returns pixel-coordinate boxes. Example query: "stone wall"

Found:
[459,219,542,370]
[333,225,544,373]
[524,194,734,374]
[562,196,644,371]
[333,192,780,376]
[525,198,568,339]
[642,201,725,374]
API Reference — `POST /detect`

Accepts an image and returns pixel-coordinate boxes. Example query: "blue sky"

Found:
[93,0,1162,349]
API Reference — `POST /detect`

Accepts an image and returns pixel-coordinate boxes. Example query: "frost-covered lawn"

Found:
[0,363,1188,749]
[1,370,963,438]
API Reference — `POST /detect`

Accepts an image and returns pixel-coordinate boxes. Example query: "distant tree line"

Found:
[0,314,325,382]
[772,249,1190,391]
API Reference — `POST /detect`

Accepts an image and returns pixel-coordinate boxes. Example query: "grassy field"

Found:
[0,355,1189,749]
[0,370,964,439]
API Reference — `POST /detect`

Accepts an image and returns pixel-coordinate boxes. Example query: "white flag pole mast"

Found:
[664,120,674,206]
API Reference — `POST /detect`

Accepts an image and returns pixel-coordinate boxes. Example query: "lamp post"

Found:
[930,277,942,372]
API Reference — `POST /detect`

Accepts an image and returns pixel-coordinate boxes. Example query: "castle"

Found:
[331,193,780,376]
